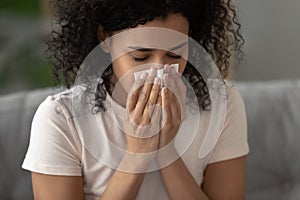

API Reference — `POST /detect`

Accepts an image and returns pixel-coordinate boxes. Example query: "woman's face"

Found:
[99,13,190,93]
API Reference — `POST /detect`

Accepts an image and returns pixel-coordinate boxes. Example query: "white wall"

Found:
[235,0,300,80]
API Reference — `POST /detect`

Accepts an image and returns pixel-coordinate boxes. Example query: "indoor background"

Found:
[1,0,299,94]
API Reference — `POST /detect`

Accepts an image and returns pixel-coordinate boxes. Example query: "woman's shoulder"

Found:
[200,80,249,163]
[224,80,246,113]
[37,85,89,120]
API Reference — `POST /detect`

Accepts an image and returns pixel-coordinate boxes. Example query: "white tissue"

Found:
[133,63,179,81]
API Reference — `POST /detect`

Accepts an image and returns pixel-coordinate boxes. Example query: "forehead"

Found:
[107,27,189,56]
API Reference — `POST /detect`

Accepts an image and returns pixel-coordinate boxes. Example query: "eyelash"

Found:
[133,54,182,62]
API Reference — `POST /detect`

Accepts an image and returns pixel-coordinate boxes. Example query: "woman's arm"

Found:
[100,171,145,200]
[31,164,145,200]
[31,173,85,200]
[159,154,246,200]
[202,156,246,200]
[101,70,162,199]
[99,154,148,200]
[30,71,161,200]
[31,155,147,200]
[159,155,210,200]
[159,66,247,199]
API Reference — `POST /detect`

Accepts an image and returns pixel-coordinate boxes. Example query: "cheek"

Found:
[112,56,134,78]
[112,57,136,92]
[178,47,188,74]
[178,59,188,74]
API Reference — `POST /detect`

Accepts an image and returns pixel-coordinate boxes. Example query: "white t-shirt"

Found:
[22,81,249,200]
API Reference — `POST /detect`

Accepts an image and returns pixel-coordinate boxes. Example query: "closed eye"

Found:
[133,56,149,62]
[168,54,182,59]
[133,55,182,62]
[131,52,183,62]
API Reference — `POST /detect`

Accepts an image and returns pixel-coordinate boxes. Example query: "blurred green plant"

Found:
[0,0,56,94]
[0,0,40,16]
[0,46,54,94]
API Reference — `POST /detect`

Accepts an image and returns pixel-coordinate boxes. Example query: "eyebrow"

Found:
[127,41,188,52]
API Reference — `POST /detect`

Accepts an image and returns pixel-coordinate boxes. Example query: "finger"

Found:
[157,91,162,106]
[172,71,186,120]
[170,67,186,103]
[166,67,181,97]
[167,89,181,119]
[127,72,147,112]
[163,66,177,96]
[170,66,186,91]
[151,103,162,131]
[163,73,180,118]
[144,77,161,118]
[151,88,162,121]
[135,68,157,116]
[161,86,171,121]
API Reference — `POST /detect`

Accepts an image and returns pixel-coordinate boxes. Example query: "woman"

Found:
[22,0,249,199]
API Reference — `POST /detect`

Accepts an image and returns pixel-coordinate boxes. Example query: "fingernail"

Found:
[164,64,169,72]
[149,68,156,76]
[140,72,147,79]
[163,87,168,94]
[154,77,160,85]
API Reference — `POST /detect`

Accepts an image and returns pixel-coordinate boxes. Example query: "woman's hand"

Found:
[124,65,186,153]
[159,65,187,149]
[124,68,162,154]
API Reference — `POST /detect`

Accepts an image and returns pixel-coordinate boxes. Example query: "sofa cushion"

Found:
[236,80,300,200]
[0,88,54,200]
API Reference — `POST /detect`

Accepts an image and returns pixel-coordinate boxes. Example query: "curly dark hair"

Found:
[46,0,244,112]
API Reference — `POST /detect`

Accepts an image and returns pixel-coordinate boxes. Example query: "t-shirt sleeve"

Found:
[208,84,250,164]
[22,96,82,176]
